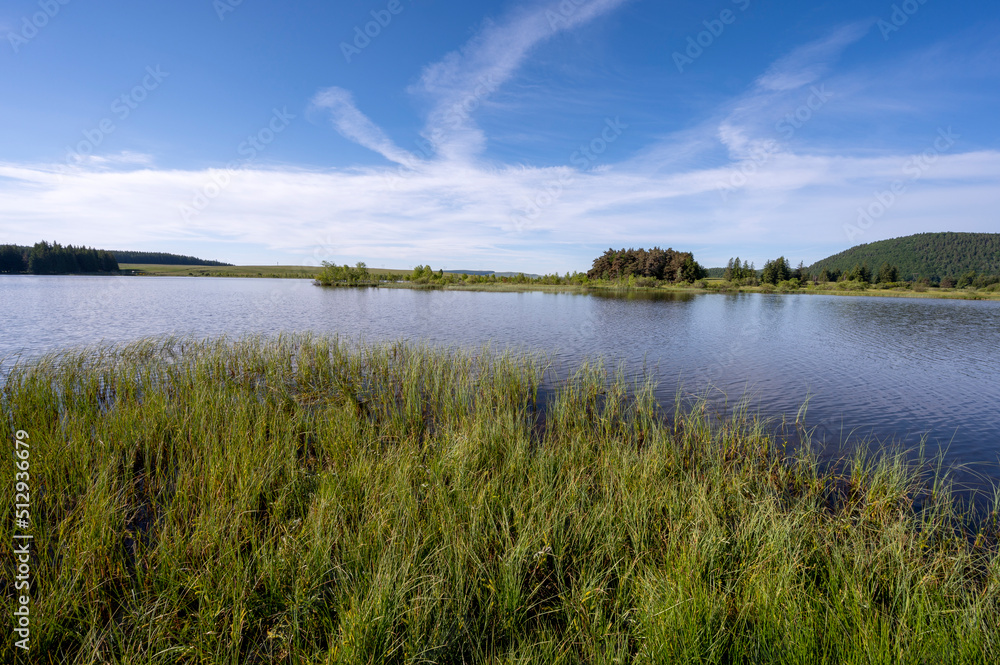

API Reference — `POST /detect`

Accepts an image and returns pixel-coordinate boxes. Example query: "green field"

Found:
[2,335,998,663]
[121,265,411,279]
[121,264,326,278]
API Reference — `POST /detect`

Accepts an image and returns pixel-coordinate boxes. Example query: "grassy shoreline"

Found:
[2,335,998,663]
[379,281,1000,300]
[117,264,1000,301]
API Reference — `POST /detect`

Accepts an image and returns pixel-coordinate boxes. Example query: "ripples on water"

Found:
[3,275,999,491]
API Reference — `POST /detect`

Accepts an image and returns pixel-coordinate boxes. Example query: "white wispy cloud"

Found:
[755,21,873,92]
[309,87,418,167]
[410,0,631,162]
[4,143,998,270]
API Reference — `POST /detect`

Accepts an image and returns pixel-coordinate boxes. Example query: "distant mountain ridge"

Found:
[808,232,1000,280]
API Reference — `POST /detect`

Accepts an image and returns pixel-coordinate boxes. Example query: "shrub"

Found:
[776,278,801,291]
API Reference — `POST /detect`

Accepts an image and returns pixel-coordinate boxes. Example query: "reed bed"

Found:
[1,334,997,664]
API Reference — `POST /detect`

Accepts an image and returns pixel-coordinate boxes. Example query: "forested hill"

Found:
[111,250,233,266]
[808,233,1000,281]
[1,242,234,274]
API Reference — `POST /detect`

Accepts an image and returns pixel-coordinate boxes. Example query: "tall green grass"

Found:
[2,334,997,664]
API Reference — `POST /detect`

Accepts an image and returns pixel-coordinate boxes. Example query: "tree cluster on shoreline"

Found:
[586,247,707,283]
[0,241,119,274]
[718,254,1000,293]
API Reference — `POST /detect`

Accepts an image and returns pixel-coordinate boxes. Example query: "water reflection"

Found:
[2,276,999,493]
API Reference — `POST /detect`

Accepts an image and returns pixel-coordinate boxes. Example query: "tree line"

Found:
[110,250,233,266]
[315,261,378,286]
[0,241,119,274]
[315,262,592,287]
[719,254,1000,291]
[724,256,902,286]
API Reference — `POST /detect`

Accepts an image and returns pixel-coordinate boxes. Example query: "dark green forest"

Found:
[110,249,233,266]
[0,241,118,274]
[808,232,1000,282]
[0,243,234,274]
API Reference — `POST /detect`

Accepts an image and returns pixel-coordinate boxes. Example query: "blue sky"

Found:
[1,0,998,272]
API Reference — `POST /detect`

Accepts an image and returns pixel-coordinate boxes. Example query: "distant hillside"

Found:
[112,250,233,266]
[809,233,1000,280]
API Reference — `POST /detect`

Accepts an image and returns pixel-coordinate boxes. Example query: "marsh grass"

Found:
[2,335,998,664]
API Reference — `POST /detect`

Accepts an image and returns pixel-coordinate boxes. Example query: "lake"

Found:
[3,275,999,492]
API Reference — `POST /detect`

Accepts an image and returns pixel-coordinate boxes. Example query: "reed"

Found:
[2,334,997,663]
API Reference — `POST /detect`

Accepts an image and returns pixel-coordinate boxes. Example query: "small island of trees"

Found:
[586,247,707,284]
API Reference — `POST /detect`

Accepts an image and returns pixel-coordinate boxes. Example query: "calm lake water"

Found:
[3,275,1000,490]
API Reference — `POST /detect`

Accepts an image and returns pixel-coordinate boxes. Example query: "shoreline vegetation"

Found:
[3,258,988,301]
[312,261,1000,301]
[3,255,994,301]
[2,335,998,662]
[13,260,1000,300]
[5,234,997,300]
